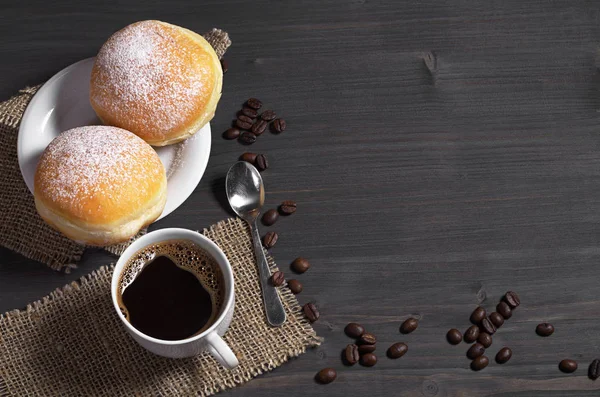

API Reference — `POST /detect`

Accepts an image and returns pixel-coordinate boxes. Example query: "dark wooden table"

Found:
[2,1,600,395]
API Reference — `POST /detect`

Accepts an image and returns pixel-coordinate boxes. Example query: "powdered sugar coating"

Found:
[90,20,216,143]
[35,126,166,224]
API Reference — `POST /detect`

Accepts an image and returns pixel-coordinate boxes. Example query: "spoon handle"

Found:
[250,219,287,327]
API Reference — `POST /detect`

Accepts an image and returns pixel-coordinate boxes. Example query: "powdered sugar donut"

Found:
[90,20,223,146]
[34,126,167,246]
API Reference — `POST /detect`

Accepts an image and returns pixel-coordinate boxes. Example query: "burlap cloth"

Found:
[0,28,232,271]
[0,218,321,396]
[0,29,321,395]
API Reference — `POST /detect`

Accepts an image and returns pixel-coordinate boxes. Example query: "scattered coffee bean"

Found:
[252,120,268,136]
[270,271,284,286]
[262,209,279,226]
[480,317,497,335]
[237,114,254,124]
[589,359,600,380]
[471,355,489,371]
[303,303,319,323]
[263,231,278,248]
[241,106,258,118]
[291,257,311,273]
[359,332,377,345]
[400,318,419,334]
[315,368,336,384]
[358,344,376,354]
[387,343,408,359]
[536,323,554,337]
[272,118,286,133]
[467,343,485,359]
[504,291,520,308]
[344,344,360,365]
[360,353,377,367]
[261,110,277,121]
[559,359,578,373]
[236,118,253,130]
[495,347,512,364]
[477,332,493,348]
[489,312,504,328]
[344,323,365,338]
[246,98,263,110]
[496,301,512,319]
[239,131,257,144]
[447,329,463,345]
[240,152,258,163]
[280,200,297,215]
[470,306,486,324]
[255,154,269,171]
[220,59,228,73]
[464,325,480,343]
[287,279,303,294]
[223,127,240,140]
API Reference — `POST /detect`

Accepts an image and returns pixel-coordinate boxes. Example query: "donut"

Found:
[90,20,223,146]
[34,126,167,246]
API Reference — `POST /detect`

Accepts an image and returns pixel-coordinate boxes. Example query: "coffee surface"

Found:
[117,240,224,341]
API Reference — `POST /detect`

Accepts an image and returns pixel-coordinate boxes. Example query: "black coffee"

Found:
[117,240,224,341]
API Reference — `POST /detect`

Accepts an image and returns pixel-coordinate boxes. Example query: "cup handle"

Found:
[206,331,239,369]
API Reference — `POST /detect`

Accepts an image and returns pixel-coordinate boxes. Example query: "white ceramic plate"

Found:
[17,57,211,221]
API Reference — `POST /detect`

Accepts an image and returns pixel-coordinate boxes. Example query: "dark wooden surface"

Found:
[2,1,600,395]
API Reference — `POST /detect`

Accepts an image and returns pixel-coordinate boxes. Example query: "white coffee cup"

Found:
[111,228,239,369]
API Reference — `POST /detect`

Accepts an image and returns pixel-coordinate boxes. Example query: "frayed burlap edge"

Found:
[0,28,231,270]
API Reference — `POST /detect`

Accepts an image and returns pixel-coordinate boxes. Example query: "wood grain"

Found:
[2,0,600,395]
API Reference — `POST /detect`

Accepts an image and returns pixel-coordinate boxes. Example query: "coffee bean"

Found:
[291,257,311,273]
[470,306,486,324]
[252,120,268,136]
[315,368,336,384]
[360,353,377,367]
[220,59,228,73]
[359,332,377,345]
[480,317,496,335]
[240,152,258,163]
[272,118,286,133]
[261,110,277,121]
[237,114,254,124]
[358,344,376,354]
[280,200,297,215]
[589,359,600,380]
[263,231,278,248]
[536,323,554,337]
[344,344,360,365]
[254,154,269,171]
[246,98,263,110]
[262,209,279,226]
[477,332,493,348]
[447,328,463,345]
[223,128,240,140]
[344,323,365,339]
[495,347,512,364]
[239,131,257,144]
[241,106,258,118]
[489,312,504,328]
[303,302,319,323]
[504,291,520,308]
[559,359,578,373]
[270,271,284,286]
[387,343,408,359]
[400,318,419,334]
[464,325,480,343]
[496,301,512,319]
[471,356,489,371]
[287,279,302,294]
[467,343,485,359]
